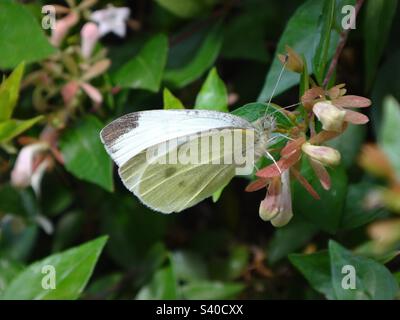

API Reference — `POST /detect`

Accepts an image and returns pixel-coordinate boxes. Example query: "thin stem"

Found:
[322,0,365,88]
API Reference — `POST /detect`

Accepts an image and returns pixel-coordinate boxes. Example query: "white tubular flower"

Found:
[302,142,341,166]
[11,142,49,190]
[313,101,346,132]
[259,170,293,227]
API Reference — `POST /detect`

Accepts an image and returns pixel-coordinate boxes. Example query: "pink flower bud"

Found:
[80,82,102,105]
[313,101,346,132]
[51,12,79,47]
[81,22,100,59]
[302,142,341,166]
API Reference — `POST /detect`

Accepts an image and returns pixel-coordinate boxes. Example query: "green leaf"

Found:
[364,0,398,89]
[313,0,335,84]
[136,262,177,300]
[232,102,293,128]
[289,251,335,299]
[0,116,43,144]
[1,236,108,300]
[268,217,318,264]
[60,116,113,192]
[0,2,55,69]
[329,240,399,300]
[114,34,168,92]
[292,159,347,233]
[379,96,400,180]
[180,281,244,300]
[154,0,213,18]
[163,88,184,109]
[340,182,388,230]
[257,0,340,101]
[195,67,228,112]
[0,62,25,121]
[0,259,24,296]
[164,23,223,88]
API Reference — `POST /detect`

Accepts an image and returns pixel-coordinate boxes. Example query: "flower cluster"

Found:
[11,1,131,194]
[246,47,372,227]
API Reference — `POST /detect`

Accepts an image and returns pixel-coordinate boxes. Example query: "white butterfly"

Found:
[100,109,276,213]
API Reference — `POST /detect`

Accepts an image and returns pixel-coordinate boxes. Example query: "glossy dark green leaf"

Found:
[1,236,108,300]
[329,240,399,300]
[0,2,55,69]
[114,34,168,92]
[292,159,347,233]
[60,116,113,192]
[163,88,185,109]
[164,23,223,88]
[379,96,400,179]
[232,102,293,128]
[195,67,228,112]
[289,251,335,299]
[313,0,335,84]
[268,217,318,264]
[364,0,398,89]
[180,281,244,300]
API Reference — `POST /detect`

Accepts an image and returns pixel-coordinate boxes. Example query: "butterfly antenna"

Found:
[264,150,282,174]
[264,54,288,117]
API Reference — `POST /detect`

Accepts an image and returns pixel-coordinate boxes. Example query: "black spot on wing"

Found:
[100,112,140,146]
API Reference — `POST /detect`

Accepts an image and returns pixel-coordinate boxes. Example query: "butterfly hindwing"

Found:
[118,128,254,213]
